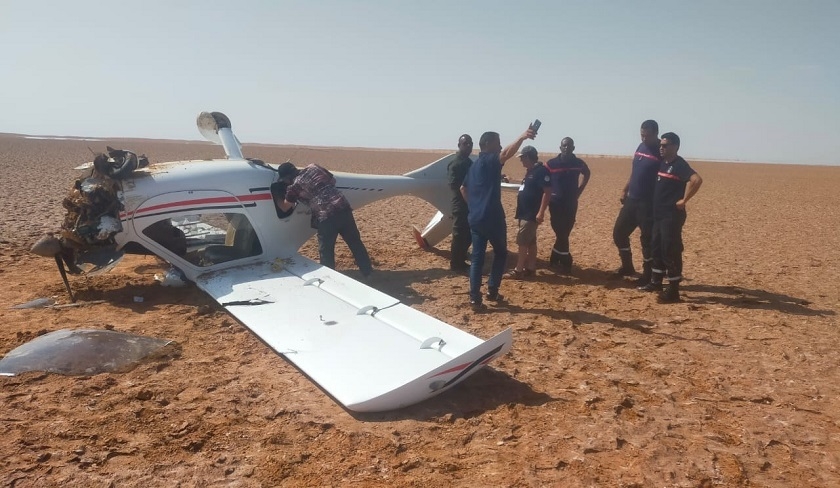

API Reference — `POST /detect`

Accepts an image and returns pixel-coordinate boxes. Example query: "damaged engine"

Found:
[32,147,149,273]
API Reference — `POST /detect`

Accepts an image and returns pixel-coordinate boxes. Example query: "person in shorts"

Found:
[509,145,550,279]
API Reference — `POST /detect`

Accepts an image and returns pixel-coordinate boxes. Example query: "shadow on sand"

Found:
[681,283,834,317]
[350,367,555,422]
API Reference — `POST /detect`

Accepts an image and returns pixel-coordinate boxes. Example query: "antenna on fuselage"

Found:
[196,111,244,160]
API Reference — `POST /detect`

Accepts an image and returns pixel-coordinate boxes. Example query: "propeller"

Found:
[31,235,124,303]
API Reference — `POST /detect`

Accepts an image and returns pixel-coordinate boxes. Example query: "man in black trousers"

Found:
[638,132,703,303]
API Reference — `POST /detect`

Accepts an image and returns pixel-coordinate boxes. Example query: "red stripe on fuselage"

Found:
[121,193,272,219]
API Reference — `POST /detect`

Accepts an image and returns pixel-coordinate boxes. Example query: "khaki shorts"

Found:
[516,220,538,246]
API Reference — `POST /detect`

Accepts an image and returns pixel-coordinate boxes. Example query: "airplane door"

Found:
[130,190,264,270]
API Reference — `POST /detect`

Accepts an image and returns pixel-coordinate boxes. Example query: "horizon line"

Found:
[3,132,837,168]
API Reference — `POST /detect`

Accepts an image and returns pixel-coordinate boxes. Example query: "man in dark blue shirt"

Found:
[638,132,703,303]
[545,137,591,275]
[447,134,473,274]
[461,126,535,310]
[509,146,551,279]
[613,120,662,284]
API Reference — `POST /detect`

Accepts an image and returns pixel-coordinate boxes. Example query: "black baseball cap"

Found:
[519,146,538,159]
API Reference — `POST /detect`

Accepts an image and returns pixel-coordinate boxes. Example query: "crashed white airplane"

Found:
[30,112,512,412]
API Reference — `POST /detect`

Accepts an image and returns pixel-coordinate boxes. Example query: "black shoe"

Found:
[635,273,652,286]
[470,299,485,311]
[556,265,573,276]
[450,265,469,275]
[657,289,681,303]
[637,282,663,292]
[486,289,504,302]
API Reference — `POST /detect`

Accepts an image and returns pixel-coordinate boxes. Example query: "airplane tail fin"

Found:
[401,153,459,250]
[197,112,244,160]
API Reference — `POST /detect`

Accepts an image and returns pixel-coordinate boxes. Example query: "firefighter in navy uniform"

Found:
[638,132,703,303]
[612,120,662,284]
[545,137,590,274]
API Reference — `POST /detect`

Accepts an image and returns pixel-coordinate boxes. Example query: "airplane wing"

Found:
[194,254,512,412]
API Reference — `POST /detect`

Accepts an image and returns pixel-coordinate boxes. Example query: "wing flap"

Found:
[195,255,512,412]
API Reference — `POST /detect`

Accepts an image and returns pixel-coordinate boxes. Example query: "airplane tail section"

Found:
[401,154,458,249]
[401,155,523,250]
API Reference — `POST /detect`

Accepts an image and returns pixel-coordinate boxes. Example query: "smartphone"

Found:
[530,119,541,133]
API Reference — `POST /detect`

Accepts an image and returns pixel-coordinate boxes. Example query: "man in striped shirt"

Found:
[275,162,373,278]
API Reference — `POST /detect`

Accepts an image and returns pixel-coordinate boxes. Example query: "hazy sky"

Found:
[2,1,838,164]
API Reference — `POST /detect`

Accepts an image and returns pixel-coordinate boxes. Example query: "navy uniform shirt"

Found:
[463,151,505,232]
[653,156,696,217]
[448,154,472,214]
[627,142,662,201]
[515,163,550,221]
[545,155,588,203]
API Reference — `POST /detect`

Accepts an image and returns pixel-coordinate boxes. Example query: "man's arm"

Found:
[276,198,295,212]
[460,185,468,203]
[499,128,536,166]
[536,187,550,224]
[620,178,630,202]
[676,172,702,210]
[577,161,591,197]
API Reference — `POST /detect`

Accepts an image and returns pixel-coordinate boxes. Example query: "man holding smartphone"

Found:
[460,125,536,311]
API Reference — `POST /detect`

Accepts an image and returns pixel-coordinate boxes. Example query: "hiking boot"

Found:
[658,282,681,303]
[658,290,681,303]
[635,261,652,286]
[615,266,636,277]
[556,265,573,276]
[470,299,485,312]
[616,250,635,276]
[638,270,663,292]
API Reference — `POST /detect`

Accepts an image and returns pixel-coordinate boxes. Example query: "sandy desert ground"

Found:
[1,133,839,487]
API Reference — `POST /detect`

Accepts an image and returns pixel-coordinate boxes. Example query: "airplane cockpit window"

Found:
[142,213,262,267]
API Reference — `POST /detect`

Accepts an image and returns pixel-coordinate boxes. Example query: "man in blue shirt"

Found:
[638,132,703,303]
[461,126,536,310]
[613,120,662,284]
[509,145,550,279]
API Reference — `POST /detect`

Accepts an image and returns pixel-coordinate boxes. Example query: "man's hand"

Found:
[675,199,686,210]
[536,213,545,225]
